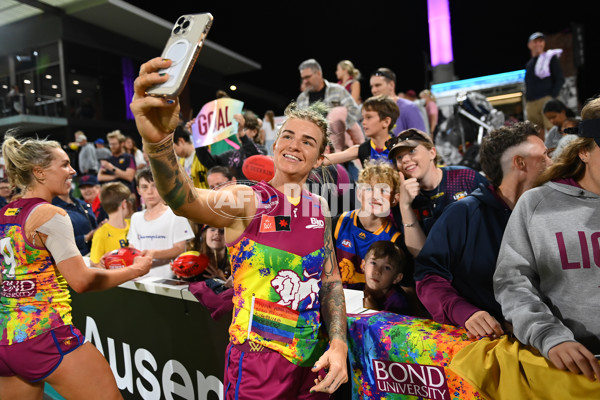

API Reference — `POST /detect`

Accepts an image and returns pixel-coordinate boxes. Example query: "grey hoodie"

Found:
[493,180,600,358]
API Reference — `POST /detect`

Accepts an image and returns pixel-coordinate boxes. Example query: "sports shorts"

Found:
[0,325,85,382]
[223,341,330,400]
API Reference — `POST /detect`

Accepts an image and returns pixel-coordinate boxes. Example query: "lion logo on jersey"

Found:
[271,269,320,310]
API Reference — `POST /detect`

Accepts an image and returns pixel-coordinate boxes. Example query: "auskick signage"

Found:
[373,360,450,400]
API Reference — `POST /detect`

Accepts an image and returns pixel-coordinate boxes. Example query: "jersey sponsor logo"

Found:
[1,279,37,298]
[453,191,468,201]
[3,208,21,216]
[341,239,352,248]
[259,215,291,232]
[305,217,324,229]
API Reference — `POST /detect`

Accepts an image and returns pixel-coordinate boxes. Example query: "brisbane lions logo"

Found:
[271,269,320,310]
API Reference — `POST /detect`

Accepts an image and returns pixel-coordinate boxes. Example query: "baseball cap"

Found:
[79,174,99,187]
[577,118,600,147]
[95,138,105,145]
[387,129,433,161]
[528,32,545,42]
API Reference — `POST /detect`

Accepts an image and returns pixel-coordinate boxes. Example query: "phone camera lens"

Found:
[173,26,181,34]
[177,17,186,25]
[182,20,190,29]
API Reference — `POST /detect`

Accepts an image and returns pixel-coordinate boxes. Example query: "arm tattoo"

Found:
[145,135,199,211]
[320,280,347,343]
[321,199,337,277]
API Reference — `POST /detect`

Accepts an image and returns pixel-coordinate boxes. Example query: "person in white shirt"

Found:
[127,167,194,278]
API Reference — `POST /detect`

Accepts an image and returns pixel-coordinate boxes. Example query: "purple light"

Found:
[121,57,135,120]
[428,0,453,66]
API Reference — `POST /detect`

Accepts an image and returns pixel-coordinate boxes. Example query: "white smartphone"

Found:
[147,13,213,98]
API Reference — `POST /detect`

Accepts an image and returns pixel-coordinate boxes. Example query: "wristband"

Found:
[143,133,175,158]
[403,222,415,228]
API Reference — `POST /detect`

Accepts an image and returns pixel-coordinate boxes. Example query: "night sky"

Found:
[126,0,598,115]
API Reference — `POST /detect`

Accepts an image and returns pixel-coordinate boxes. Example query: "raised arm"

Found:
[311,197,348,394]
[130,58,256,230]
[34,206,152,292]
[323,145,359,166]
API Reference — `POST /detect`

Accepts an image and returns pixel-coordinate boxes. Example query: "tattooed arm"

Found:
[130,57,256,232]
[311,196,348,394]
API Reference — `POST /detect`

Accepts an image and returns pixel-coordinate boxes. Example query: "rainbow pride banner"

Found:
[347,312,482,400]
[191,98,244,148]
[251,298,299,344]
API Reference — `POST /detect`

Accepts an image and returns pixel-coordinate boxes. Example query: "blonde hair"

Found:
[419,89,436,101]
[107,129,125,142]
[337,60,361,80]
[276,102,330,155]
[358,160,400,194]
[2,132,61,190]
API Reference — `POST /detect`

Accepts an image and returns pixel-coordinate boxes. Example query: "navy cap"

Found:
[578,119,600,147]
[528,32,545,42]
[95,138,105,144]
[79,174,99,187]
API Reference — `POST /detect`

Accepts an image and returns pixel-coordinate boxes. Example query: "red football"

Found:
[242,155,275,182]
[170,251,210,279]
[103,247,142,270]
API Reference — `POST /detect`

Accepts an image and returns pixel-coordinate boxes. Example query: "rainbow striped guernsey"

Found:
[227,182,328,366]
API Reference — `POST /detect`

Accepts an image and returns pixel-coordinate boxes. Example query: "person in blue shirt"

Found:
[52,191,97,255]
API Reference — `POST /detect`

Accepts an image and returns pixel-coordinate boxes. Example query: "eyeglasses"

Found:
[385,129,429,150]
[300,73,313,81]
[371,69,394,81]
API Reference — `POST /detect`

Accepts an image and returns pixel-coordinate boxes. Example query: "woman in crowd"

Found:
[388,128,488,245]
[552,117,581,161]
[0,134,151,399]
[542,98,576,151]
[262,110,278,155]
[188,225,230,281]
[419,89,439,138]
[131,57,348,398]
[336,60,362,105]
[494,96,600,382]
[124,135,146,169]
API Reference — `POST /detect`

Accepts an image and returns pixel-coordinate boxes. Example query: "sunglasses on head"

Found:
[385,130,428,150]
[372,69,394,81]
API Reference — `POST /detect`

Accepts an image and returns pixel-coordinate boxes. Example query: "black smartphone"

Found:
[147,13,213,98]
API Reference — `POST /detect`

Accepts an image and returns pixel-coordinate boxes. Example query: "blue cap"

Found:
[79,174,99,186]
[95,138,105,144]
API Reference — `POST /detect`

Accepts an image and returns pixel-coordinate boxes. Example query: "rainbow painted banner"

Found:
[347,312,482,400]
[191,98,244,148]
